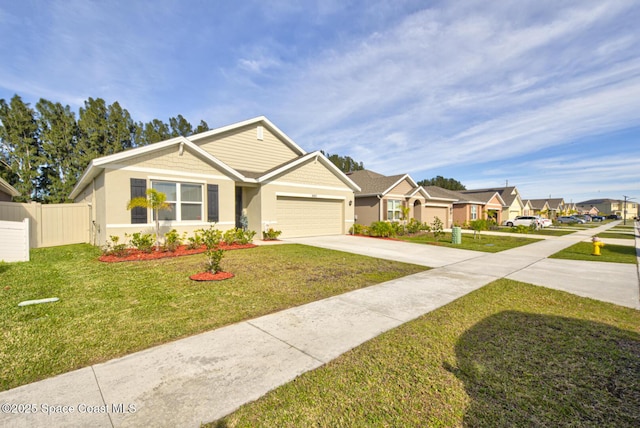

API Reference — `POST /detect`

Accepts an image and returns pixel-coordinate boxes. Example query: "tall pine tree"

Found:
[36,99,80,202]
[0,95,42,201]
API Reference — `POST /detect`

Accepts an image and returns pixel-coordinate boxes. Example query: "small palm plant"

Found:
[127,188,171,251]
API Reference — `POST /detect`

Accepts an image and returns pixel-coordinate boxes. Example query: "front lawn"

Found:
[494,227,574,236]
[397,232,540,253]
[215,279,640,427]
[0,244,426,391]
[550,242,637,264]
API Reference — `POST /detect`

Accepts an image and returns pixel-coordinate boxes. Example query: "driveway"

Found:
[288,228,640,310]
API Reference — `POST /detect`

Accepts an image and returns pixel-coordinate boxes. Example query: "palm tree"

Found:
[127,188,171,250]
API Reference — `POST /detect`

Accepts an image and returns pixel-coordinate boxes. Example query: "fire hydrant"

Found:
[592,237,604,256]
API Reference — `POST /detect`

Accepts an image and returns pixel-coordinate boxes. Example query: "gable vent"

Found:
[257,125,264,141]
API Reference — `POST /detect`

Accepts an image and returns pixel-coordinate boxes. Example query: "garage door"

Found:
[424,206,448,227]
[276,196,343,237]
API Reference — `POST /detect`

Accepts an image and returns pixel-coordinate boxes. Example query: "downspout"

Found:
[377,194,383,221]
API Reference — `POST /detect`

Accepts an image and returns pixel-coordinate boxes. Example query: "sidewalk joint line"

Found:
[245,321,326,365]
[91,365,114,428]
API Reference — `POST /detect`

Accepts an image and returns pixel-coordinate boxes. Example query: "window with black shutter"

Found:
[130,178,147,224]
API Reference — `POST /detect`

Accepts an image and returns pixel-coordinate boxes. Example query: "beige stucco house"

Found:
[461,186,524,221]
[70,116,360,245]
[577,198,638,220]
[526,199,551,218]
[0,177,20,202]
[348,170,454,228]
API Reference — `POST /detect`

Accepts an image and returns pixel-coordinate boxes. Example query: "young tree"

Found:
[194,120,210,134]
[0,95,42,201]
[126,188,171,251]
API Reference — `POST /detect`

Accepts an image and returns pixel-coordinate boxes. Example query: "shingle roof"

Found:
[462,186,520,206]
[423,186,464,200]
[347,170,408,196]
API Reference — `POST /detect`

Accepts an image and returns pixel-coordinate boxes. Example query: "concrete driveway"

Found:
[288,225,640,310]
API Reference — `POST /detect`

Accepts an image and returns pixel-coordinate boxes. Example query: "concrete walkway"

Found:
[1,222,638,427]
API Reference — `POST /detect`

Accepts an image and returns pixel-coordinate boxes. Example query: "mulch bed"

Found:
[99,243,256,263]
[189,271,235,281]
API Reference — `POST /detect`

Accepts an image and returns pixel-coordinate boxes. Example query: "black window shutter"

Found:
[130,178,147,224]
[207,184,219,223]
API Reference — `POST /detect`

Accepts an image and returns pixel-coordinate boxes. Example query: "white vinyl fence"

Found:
[0,218,30,262]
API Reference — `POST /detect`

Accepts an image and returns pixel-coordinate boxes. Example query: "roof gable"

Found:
[348,169,417,196]
[0,176,20,197]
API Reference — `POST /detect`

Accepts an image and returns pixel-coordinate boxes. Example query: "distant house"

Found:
[546,198,566,218]
[420,186,505,226]
[526,199,551,218]
[348,170,455,228]
[577,198,638,220]
[0,177,20,202]
[69,116,360,245]
[461,186,524,221]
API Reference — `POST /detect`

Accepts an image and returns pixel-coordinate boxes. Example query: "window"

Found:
[471,205,478,220]
[151,181,203,221]
[387,199,402,221]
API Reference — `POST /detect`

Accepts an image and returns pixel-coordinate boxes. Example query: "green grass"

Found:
[213,279,640,427]
[550,242,637,264]
[597,232,637,239]
[397,232,540,253]
[0,244,426,391]
[494,227,574,236]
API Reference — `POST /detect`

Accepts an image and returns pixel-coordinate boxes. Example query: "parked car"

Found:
[573,214,591,222]
[591,215,605,222]
[607,214,622,220]
[502,216,541,227]
[534,216,552,227]
[557,216,586,224]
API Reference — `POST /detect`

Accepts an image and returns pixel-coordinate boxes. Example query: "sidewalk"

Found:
[1,222,637,427]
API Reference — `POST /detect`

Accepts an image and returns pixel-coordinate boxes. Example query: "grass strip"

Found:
[397,233,540,253]
[549,242,637,264]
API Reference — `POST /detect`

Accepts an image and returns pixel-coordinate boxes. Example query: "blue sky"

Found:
[1,0,638,203]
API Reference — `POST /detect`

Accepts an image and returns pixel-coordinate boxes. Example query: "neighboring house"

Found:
[70,116,360,245]
[575,204,599,216]
[348,170,455,228]
[577,198,639,220]
[461,186,524,221]
[0,177,20,201]
[522,199,533,216]
[546,198,566,218]
[421,186,505,226]
[526,199,551,218]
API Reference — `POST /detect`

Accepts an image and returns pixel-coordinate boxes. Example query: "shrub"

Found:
[130,232,154,253]
[407,218,429,234]
[369,221,395,238]
[187,230,203,249]
[223,228,239,246]
[262,228,282,240]
[102,235,127,257]
[350,223,364,235]
[239,229,256,244]
[164,229,182,252]
[513,225,530,234]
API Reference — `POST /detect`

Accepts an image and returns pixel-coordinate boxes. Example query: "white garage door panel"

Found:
[276,197,343,237]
